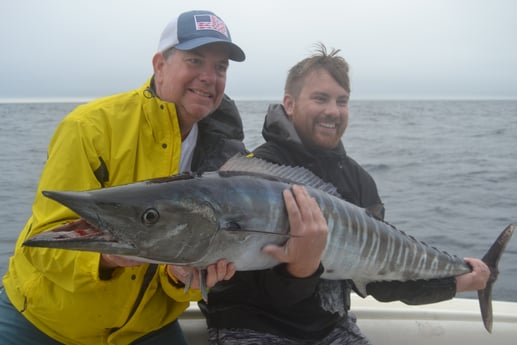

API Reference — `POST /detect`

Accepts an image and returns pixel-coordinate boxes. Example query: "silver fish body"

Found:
[24,155,514,332]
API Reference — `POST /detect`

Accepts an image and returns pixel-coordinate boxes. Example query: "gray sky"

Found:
[1,0,516,102]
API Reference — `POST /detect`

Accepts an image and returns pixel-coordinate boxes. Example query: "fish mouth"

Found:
[23,218,137,254]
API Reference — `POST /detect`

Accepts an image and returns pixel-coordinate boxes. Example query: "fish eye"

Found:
[142,208,160,225]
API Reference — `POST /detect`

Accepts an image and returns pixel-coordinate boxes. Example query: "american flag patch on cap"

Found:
[194,15,229,37]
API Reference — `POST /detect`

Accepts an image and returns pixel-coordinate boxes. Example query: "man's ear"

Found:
[283,94,295,118]
[152,52,166,81]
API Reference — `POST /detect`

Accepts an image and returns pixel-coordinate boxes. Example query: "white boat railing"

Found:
[179,295,517,345]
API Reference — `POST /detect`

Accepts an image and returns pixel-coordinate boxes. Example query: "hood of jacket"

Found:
[198,94,244,141]
[192,95,247,173]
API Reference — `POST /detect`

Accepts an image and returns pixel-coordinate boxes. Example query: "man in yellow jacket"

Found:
[0,10,246,345]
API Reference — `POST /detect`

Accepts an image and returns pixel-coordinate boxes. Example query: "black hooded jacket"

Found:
[200,104,456,340]
[191,94,248,172]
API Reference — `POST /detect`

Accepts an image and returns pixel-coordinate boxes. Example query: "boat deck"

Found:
[179,295,517,344]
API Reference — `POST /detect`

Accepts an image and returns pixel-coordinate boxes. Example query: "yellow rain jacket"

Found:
[3,80,212,344]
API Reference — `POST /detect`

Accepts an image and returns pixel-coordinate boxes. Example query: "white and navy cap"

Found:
[157,10,245,62]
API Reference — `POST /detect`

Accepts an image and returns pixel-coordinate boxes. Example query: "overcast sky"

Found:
[1,0,516,101]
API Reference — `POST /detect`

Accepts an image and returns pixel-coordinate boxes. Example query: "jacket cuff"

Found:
[367,277,457,305]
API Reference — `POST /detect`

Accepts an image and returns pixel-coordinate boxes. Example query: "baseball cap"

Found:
[157,10,245,62]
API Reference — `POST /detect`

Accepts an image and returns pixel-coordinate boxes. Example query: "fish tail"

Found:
[477,223,515,333]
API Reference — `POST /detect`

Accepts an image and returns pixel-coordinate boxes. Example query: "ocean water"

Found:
[0,100,516,302]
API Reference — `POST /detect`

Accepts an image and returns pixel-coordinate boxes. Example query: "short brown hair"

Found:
[285,42,350,97]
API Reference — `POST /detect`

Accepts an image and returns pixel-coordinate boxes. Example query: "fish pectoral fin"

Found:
[199,269,208,302]
[221,219,291,238]
[182,269,209,303]
[183,271,193,292]
[221,225,291,239]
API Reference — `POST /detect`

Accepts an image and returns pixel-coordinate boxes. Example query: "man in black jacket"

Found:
[200,43,490,344]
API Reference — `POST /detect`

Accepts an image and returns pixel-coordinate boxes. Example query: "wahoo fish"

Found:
[24,155,514,333]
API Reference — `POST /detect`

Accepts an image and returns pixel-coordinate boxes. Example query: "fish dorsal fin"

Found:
[219,154,342,198]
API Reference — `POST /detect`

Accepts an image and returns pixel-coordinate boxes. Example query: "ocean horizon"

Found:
[1,96,517,104]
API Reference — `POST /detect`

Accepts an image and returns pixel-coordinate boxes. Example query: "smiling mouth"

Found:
[318,122,337,129]
[190,88,212,98]
[315,120,341,133]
